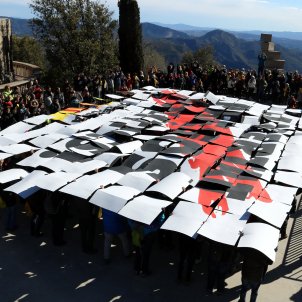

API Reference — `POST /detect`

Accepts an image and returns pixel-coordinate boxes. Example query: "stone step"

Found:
[262,42,275,52]
[265,59,285,69]
[261,33,272,43]
[266,51,281,60]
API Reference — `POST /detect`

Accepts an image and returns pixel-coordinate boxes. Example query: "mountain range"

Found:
[154,22,302,41]
[142,23,302,71]
[0,16,33,36]
[3,16,302,71]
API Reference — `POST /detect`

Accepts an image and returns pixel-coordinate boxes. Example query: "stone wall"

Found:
[260,33,285,70]
[0,18,14,84]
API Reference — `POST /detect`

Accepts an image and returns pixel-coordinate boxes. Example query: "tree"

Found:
[30,0,118,82]
[118,0,144,74]
[182,45,216,67]
[13,36,46,70]
[143,42,166,73]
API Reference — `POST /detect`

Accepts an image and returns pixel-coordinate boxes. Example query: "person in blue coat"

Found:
[102,209,131,263]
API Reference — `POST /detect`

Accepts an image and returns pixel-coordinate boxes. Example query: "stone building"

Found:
[260,33,285,70]
[0,18,14,84]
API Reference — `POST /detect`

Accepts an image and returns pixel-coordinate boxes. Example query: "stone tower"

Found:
[0,18,14,83]
[260,33,285,70]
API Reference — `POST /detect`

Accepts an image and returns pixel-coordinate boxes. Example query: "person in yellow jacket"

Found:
[3,85,12,102]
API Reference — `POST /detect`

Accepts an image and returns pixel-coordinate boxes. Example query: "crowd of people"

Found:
[69,64,302,108]
[0,63,300,301]
[1,63,302,130]
[152,62,302,107]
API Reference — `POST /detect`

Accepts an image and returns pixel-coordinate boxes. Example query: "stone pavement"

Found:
[0,200,301,302]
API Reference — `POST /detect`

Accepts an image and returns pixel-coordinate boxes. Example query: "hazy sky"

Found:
[1,0,302,31]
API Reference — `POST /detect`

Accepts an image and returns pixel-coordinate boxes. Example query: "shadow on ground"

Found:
[0,198,301,302]
[265,198,302,286]
[0,205,243,302]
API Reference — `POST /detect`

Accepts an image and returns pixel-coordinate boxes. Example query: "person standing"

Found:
[129,213,165,276]
[271,77,281,104]
[256,76,267,103]
[129,220,144,275]
[2,190,18,231]
[28,190,46,237]
[258,52,267,76]
[47,191,69,246]
[0,160,18,232]
[102,209,131,264]
[238,248,273,302]
[93,74,102,98]
[206,241,234,295]
[53,87,65,109]
[282,83,291,105]
[43,86,54,114]
[247,76,257,100]
[177,234,198,283]
[75,197,99,254]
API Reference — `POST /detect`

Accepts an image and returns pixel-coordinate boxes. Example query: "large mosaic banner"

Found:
[1,88,301,261]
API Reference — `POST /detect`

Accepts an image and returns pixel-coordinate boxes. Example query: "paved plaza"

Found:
[0,200,301,302]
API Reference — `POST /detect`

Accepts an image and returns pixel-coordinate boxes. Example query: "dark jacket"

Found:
[241,248,273,282]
